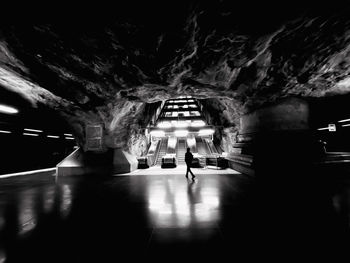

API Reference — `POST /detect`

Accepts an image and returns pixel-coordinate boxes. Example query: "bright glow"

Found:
[338,118,350,123]
[0,104,18,114]
[157,122,172,128]
[317,127,329,130]
[174,130,188,137]
[64,133,73,136]
[174,121,188,128]
[0,168,56,178]
[191,120,206,127]
[24,128,43,133]
[0,130,11,134]
[342,123,350,127]
[23,133,39,136]
[47,135,59,138]
[150,130,165,137]
[65,137,75,140]
[198,128,215,136]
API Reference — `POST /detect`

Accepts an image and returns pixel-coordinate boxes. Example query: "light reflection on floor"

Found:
[147,175,220,228]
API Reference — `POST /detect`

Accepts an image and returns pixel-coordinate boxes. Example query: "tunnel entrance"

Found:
[137,96,227,171]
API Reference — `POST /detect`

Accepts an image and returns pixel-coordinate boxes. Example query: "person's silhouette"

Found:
[185,147,195,180]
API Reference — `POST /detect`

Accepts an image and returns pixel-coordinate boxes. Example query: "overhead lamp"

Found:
[23,133,39,136]
[0,104,18,114]
[174,121,188,128]
[47,135,59,138]
[157,122,172,128]
[0,130,11,134]
[342,123,350,127]
[64,133,73,136]
[198,128,215,136]
[24,128,43,133]
[317,127,329,130]
[65,137,75,140]
[338,118,350,123]
[191,120,206,127]
[150,130,165,137]
[174,130,188,137]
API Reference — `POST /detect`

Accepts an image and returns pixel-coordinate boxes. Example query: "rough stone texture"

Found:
[1,1,350,154]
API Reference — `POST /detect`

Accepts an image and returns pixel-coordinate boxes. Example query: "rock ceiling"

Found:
[0,1,350,152]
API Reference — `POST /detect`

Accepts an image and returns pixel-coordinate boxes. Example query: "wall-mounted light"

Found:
[0,104,18,114]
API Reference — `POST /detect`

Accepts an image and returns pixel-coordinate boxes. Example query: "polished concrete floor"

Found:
[0,169,349,262]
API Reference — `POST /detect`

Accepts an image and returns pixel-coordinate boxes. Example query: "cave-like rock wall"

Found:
[1,2,350,154]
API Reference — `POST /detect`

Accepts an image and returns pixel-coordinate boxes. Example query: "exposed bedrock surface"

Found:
[1,1,350,155]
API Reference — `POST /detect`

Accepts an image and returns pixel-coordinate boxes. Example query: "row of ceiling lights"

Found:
[0,104,75,140]
[150,128,215,137]
[317,118,350,131]
[157,120,206,128]
[0,128,75,140]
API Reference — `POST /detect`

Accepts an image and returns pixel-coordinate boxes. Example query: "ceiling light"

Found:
[174,130,188,137]
[24,128,43,133]
[64,133,73,136]
[23,133,39,136]
[174,121,188,128]
[0,130,11,134]
[0,104,18,114]
[191,120,206,127]
[150,130,165,137]
[157,122,172,128]
[198,128,215,136]
[47,135,59,138]
[342,124,350,127]
[338,118,350,123]
[317,127,329,130]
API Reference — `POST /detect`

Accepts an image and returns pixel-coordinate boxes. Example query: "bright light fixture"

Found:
[157,122,172,128]
[198,128,215,136]
[191,120,206,127]
[64,133,73,136]
[174,121,188,128]
[342,123,350,127]
[150,130,165,137]
[174,130,188,137]
[338,118,350,123]
[65,137,75,140]
[23,133,39,136]
[0,104,18,114]
[24,128,43,133]
[47,135,59,138]
[317,127,329,130]
[0,130,11,134]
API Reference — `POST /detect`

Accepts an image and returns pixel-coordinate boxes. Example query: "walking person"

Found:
[185,147,196,180]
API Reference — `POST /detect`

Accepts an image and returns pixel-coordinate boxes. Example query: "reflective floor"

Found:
[0,170,349,262]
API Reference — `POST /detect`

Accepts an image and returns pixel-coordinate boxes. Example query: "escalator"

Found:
[156,138,168,166]
[196,137,211,155]
[177,139,187,165]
